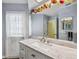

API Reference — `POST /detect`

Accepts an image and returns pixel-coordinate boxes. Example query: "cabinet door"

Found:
[20,44,26,54]
[19,53,26,59]
[19,44,28,59]
[28,48,45,59]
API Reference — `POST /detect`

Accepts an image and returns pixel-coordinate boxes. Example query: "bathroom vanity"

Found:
[19,39,77,59]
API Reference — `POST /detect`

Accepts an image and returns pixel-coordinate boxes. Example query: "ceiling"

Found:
[28,0,48,10]
[2,0,28,3]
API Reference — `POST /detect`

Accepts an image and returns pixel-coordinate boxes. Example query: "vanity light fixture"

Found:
[51,0,74,4]
[31,1,51,13]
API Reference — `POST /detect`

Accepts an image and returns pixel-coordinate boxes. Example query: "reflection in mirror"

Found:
[61,17,75,42]
[30,15,76,43]
[47,18,57,39]
[61,17,73,30]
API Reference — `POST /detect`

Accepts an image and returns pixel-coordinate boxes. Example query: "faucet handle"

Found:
[40,37,45,43]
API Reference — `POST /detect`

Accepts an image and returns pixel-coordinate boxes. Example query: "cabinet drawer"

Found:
[28,48,45,59]
[19,43,29,59]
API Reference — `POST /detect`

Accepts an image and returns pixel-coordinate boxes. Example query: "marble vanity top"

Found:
[19,39,77,59]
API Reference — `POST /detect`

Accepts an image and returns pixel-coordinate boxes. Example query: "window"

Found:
[6,12,26,37]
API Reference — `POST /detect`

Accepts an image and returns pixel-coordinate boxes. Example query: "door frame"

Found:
[5,11,28,58]
[56,17,59,39]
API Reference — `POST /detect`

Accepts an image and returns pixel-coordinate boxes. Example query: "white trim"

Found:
[6,11,26,14]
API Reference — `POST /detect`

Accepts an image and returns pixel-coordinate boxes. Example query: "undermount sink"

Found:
[46,38,77,49]
[31,38,77,53]
[31,42,50,51]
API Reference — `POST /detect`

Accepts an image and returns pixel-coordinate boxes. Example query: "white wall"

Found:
[31,14,43,36]
[31,14,48,36]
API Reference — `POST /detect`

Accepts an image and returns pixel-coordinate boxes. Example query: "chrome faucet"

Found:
[40,33,48,43]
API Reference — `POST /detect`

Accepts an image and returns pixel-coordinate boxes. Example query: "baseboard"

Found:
[2,56,19,59]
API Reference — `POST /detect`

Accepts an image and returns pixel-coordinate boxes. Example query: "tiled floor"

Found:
[3,58,19,59]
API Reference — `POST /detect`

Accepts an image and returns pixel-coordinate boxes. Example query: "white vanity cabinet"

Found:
[19,43,53,59]
[19,39,76,59]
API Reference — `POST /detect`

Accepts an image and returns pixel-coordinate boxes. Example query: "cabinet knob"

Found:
[21,48,24,50]
[31,54,36,58]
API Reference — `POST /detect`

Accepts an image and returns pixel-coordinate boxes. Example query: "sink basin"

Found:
[31,38,77,53]
[31,36,77,49]
[46,38,77,49]
[31,42,50,51]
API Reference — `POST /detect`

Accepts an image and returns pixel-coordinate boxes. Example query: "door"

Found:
[48,19,57,38]
[5,11,28,58]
